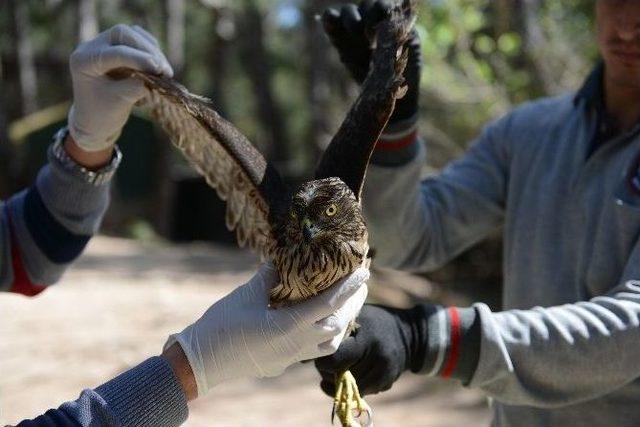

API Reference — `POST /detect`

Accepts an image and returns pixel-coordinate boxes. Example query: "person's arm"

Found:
[0,24,173,296]
[317,238,640,407]
[0,135,117,296]
[363,121,508,271]
[16,264,369,426]
[466,240,640,407]
[16,350,190,427]
[322,1,508,273]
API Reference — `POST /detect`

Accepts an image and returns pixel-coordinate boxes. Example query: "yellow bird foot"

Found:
[332,370,372,427]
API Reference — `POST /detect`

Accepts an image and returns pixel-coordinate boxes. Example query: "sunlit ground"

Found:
[0,237,489,426]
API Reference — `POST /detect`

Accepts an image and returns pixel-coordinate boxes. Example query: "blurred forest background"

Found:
[0,0,599,306]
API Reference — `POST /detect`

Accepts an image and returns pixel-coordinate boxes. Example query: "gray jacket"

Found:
[363,65,640,426]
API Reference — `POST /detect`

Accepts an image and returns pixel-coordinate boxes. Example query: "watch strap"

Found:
[50,126,122,186]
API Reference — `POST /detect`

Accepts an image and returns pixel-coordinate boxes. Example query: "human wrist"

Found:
[63,134,114,170]
[412,305,481,383]
[49,127,121,186]
[163,328,213,398]
[162,342,198,402]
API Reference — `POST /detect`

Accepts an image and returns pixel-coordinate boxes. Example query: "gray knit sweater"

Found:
[363,65,640,426]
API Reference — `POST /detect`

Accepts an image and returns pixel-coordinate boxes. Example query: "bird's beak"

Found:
[301,217,315,242]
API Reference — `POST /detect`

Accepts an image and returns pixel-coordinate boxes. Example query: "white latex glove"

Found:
[165,263,369,397]
[68,24,173,151]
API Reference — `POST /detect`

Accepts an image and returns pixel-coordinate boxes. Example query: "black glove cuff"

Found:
[405,303,439,373]
[388,30,421,124]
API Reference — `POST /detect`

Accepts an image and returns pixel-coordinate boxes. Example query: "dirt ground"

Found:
[0,236,490,426]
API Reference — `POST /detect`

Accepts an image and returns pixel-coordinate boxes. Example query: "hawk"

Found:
[111,1,415,425]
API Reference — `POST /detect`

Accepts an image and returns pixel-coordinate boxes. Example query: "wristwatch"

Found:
[50,126,122,186]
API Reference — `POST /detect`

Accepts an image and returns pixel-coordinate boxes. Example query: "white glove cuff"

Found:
[68,105,123,152]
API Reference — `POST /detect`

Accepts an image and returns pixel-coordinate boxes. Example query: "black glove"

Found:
[315,303,481,396]
[315,304,436,396]
[322,0,422,125]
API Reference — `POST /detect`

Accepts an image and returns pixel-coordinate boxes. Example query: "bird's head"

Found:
[285,177,365,246]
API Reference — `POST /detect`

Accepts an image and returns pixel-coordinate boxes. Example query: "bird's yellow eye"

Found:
[290,211,297,219]
[325,204,338,217]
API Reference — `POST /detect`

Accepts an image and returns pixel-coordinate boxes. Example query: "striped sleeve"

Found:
[369,113,420,167]
[0,144,112,295]
[415,304,481,383]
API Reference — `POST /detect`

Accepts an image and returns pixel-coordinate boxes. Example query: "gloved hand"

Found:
[315,303,481,396]
[322,0,421,125]
[166,263,369,397]
[315,304,430,396]
[68,24,173,152]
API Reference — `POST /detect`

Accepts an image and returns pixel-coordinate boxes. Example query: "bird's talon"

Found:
[331,371,372,427]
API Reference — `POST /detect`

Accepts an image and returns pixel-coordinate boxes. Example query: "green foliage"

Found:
[409,0,596,160]
[497,33,521,56]
[2,0,598,170]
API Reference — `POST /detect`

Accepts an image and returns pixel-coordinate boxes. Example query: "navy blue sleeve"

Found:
[17,390,116,427]
[15,357,189,427]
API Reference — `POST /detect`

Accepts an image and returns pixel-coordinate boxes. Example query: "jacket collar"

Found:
[573,61,605,111]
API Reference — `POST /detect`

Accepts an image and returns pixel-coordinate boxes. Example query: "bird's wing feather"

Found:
[315,0,416,200]
[124,70,287,258]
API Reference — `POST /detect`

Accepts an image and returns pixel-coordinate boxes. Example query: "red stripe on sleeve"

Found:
[6,211,46,296]
[441,307,461,378]
[375,130,418,151]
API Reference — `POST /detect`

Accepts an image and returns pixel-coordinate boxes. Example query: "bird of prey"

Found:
[112,1,415,425]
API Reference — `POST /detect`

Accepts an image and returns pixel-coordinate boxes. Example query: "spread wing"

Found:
[315,0,416,200]
[116,69,288,258]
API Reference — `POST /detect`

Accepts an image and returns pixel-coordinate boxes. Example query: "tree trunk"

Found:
[77,0,98,42]
[165,0,185,78]
[303,0,335,164]
[0,60,15,197]
[513,0,560,95]
[122,0,154,29]
[10,0,38,115]
[493,0,512,37]
[238,0,290,172]
[208,5,235,117]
